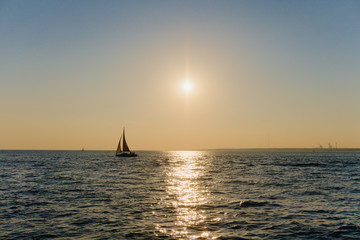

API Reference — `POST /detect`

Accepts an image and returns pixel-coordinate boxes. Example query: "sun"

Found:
[183,79,193,93]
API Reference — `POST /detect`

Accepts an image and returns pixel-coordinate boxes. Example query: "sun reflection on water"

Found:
[155,151,216,239]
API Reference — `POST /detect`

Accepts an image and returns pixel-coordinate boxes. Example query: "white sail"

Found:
[122,128,130,152]
[116,135,122,154]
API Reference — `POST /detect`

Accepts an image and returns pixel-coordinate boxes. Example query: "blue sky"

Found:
[1,0,360,149]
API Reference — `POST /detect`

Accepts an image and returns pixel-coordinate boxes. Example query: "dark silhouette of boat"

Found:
[116,128,137,157]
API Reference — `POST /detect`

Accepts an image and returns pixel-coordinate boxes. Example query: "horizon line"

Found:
[1,147,360,152]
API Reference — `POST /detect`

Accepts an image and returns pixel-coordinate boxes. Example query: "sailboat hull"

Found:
[116,152,137,157]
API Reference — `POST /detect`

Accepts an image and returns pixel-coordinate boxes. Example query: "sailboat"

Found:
[116,128,137,157]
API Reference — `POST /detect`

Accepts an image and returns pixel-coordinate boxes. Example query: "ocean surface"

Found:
[1,150,360,239]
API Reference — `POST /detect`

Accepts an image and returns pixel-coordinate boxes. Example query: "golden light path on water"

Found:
[155,151,217,239]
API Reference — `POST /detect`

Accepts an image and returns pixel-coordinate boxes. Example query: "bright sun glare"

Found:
[183,80,192,93]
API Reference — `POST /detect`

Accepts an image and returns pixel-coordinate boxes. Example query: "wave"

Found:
[290,162,327,167]
[238,200,270,208]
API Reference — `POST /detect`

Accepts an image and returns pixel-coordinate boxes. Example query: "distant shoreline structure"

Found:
[210,148,360,152]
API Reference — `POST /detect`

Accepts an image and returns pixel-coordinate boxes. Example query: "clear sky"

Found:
[1,0,360,150]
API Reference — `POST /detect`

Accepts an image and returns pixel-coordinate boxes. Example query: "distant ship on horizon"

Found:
[116,128,137,157]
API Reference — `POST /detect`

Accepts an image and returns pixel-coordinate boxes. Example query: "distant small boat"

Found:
[116,128,137,157]
[81,148,85,151]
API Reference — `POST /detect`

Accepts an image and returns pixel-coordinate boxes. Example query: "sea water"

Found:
[1,150,359,239]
